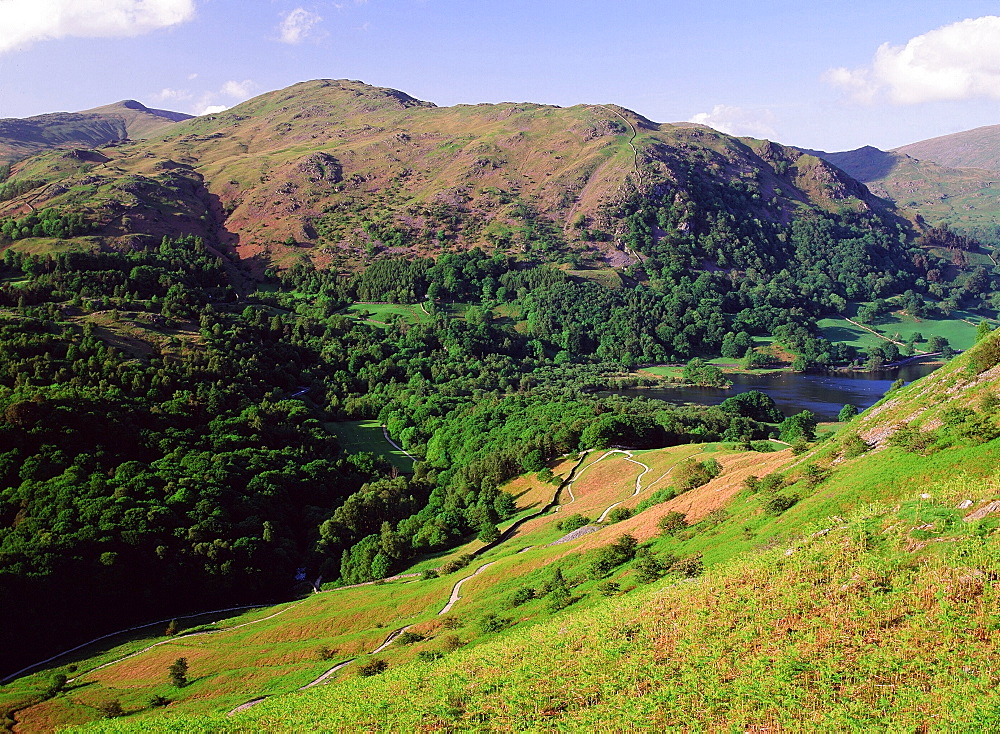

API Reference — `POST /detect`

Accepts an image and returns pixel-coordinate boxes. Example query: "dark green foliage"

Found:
[779,410,818,442]
[634,547,671,584]
[509,586,536,607]
[317,646,338,661]
[416,650,443,662]
[555,514,590,533]
[396,631,425,645]
[838,404,859,422]
[478,613,511,634]
[168,657,188,688]
[357,659,388,677]
[148,695,170,708]
[720,390,784,422]
[597,581,620,596]
[682,358,729,387]
[803,463,831,487]
[606,506,634,524]
[763,493,800,516]
[675,457,722,491]
[97,699,125,718]
[44,673,67,699]
[589,535,639,577]
[657,511,687,536]
[842,432,871,458]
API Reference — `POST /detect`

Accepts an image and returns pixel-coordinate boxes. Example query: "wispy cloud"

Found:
[278,7,323,44]
[221,79,255,99]
[689,105,778,139]
[826,15,1000,104]
[154,79,257,116]
[0,0,195,53]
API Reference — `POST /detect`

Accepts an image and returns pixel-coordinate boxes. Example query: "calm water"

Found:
[614,362,940,421]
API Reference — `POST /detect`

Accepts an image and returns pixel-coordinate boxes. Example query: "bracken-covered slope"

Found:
[61,331,1000,732]
[0,101,192,164]
[0,79,901,268]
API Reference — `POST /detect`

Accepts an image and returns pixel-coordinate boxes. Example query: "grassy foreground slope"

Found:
[69,334,1000,731]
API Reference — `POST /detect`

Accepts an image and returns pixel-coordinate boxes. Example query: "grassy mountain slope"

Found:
[895,124,1000,171]
[812,146,1000,234]
[7,333,1000,731]
[0,80,902,268]
[0,102,192,165]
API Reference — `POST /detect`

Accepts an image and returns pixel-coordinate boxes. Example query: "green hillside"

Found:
[4,331,993,731]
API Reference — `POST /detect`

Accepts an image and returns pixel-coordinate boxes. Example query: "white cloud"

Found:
[155,87,193,103]
[278,7,322,44]
[826,15,1000,104]
[689,105,778,139]
[191,80,256,115]
[221,79,255,98]
[198,104,228,116]
[0,0,195,53]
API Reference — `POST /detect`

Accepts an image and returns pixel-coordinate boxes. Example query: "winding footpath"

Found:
[595,450,651,523]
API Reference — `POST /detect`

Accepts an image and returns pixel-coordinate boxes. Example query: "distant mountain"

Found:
[895,124,1000,171]
[0,100,192,164]
[807,144,1000,235]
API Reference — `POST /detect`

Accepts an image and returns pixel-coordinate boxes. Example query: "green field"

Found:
[345,302,430,325]
[818,311,992,353]
[325,419,414,472]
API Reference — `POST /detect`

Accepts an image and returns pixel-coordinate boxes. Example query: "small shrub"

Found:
[148,695,170,708]
[396,631,425,645]
[635,487,676,512]
[417,650,443,662]
[439,615,462,630]
[97,699,125,718]
[606,506,633,524]
[478,613,511,634]
[633,548,665,584]
[556,513,590,533]
[598,581,620,596]
[667,554,704,578]
[316,646,339,661]
[509,586,536,606]
[440,634,464,652]
[803,462,830,487]
[842,432,871,458]
[764,493,799,515]
[658,511,687,536]
[439,554,473,574]
[422,568,439,580]
[357,659,388,677]
[168,657,188,688]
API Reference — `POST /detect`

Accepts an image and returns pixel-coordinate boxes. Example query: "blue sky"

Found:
[1,1,1000,152]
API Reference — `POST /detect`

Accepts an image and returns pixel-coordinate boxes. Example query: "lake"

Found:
[613,362,940,421]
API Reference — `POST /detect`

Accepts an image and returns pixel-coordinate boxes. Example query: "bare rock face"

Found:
[297,152,342,185]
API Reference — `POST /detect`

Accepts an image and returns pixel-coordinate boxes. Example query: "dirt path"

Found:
[595,450,651,522]
[439,561,498,615]
[382,425,418,461]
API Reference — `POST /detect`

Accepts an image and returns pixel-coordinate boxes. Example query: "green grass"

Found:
[325,419,414,472]
[818,310,991,352]
[345,302,429,325]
